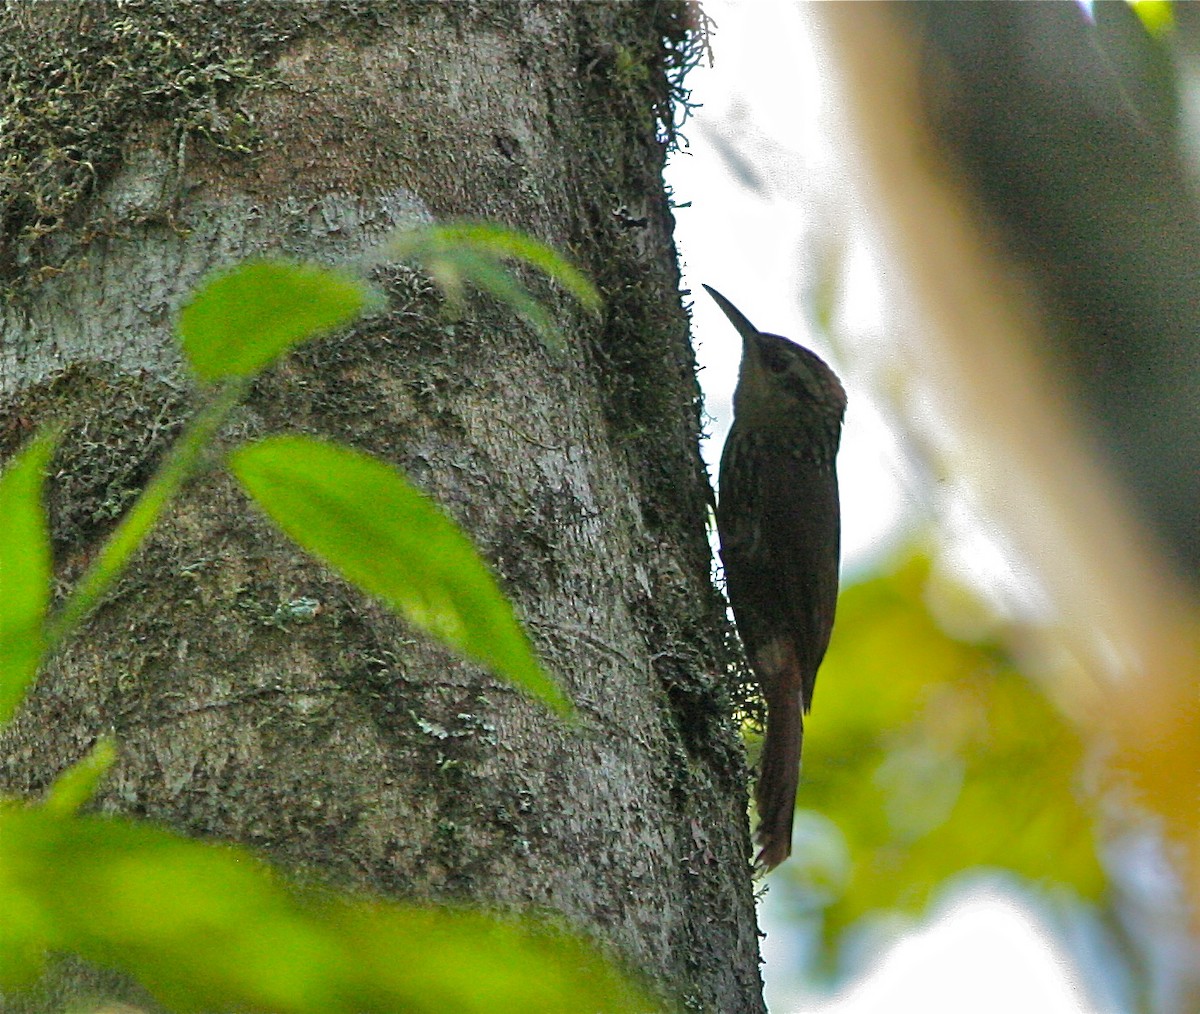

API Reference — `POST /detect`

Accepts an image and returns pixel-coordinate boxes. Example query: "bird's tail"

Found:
[754,693,802,872]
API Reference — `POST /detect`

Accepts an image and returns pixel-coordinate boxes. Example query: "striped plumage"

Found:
[704,285,846,872]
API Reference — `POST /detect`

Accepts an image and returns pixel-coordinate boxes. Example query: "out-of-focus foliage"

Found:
[390,221,601,347]
[839,0,1200,931]
[179,260,373,382]
[0,432,54,725]
[774,553,1105,950]
[1129,0,1174,38]
[0,806,651,1012]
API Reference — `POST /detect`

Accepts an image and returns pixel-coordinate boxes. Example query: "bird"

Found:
[703,284,846,871]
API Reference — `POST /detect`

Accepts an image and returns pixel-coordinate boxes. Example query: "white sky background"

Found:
[670,0,912,578]
[663,2,1097,1011]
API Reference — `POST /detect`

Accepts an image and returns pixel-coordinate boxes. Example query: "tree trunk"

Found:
[0,2,764,1010]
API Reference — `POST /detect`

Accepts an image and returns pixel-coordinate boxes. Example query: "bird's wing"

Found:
[718,442,840,710]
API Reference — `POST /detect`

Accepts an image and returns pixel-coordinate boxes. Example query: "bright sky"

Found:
[663,2,1095,1010]
[772,886,1096,1014]
[669,0,913,578]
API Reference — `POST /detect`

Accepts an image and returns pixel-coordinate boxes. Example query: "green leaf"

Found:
[229,436,570,714]
[390,221,600,344]
[179,260,370,382]
[0,431,56,727]
[422,222,601,312]
[0,809,650,1012]
[43,738,117,815]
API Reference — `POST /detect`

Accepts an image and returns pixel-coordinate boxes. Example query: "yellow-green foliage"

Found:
[777,553,1104,945]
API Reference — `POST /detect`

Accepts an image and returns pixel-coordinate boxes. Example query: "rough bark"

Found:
[0,2,764,1011]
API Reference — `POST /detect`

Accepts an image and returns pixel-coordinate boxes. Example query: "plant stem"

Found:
[43,379,248,653]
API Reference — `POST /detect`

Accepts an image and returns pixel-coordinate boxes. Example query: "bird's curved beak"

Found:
[702,284,760,344]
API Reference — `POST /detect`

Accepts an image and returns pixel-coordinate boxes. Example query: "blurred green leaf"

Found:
[0,431,56,727]
[229,436,570,714]
[791,554,1104,949]
[179,261,370,382]
[0,808,649,1012]
[1128,0,1173,38]
[391,221,600,344]
[1094,0,1179,138]
[43,738,117,816]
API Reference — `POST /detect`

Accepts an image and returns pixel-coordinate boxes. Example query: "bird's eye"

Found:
[765,354,789,375]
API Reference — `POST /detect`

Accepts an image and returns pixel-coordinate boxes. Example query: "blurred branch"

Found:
[814,0,1199,929]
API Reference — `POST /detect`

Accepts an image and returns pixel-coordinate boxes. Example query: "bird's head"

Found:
[703,284,846,432]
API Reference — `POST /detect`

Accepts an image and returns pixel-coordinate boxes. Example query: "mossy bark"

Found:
[0,3,764,1010]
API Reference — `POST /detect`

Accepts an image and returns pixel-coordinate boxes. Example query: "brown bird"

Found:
[704,284,846,871]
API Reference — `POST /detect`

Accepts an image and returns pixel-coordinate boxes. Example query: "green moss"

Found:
[0,0,415,297]
[566,3,744,751]
[570,2,711,528]
[577,0,707,152]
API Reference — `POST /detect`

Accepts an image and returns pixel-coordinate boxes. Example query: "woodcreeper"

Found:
[705,284,845,871]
